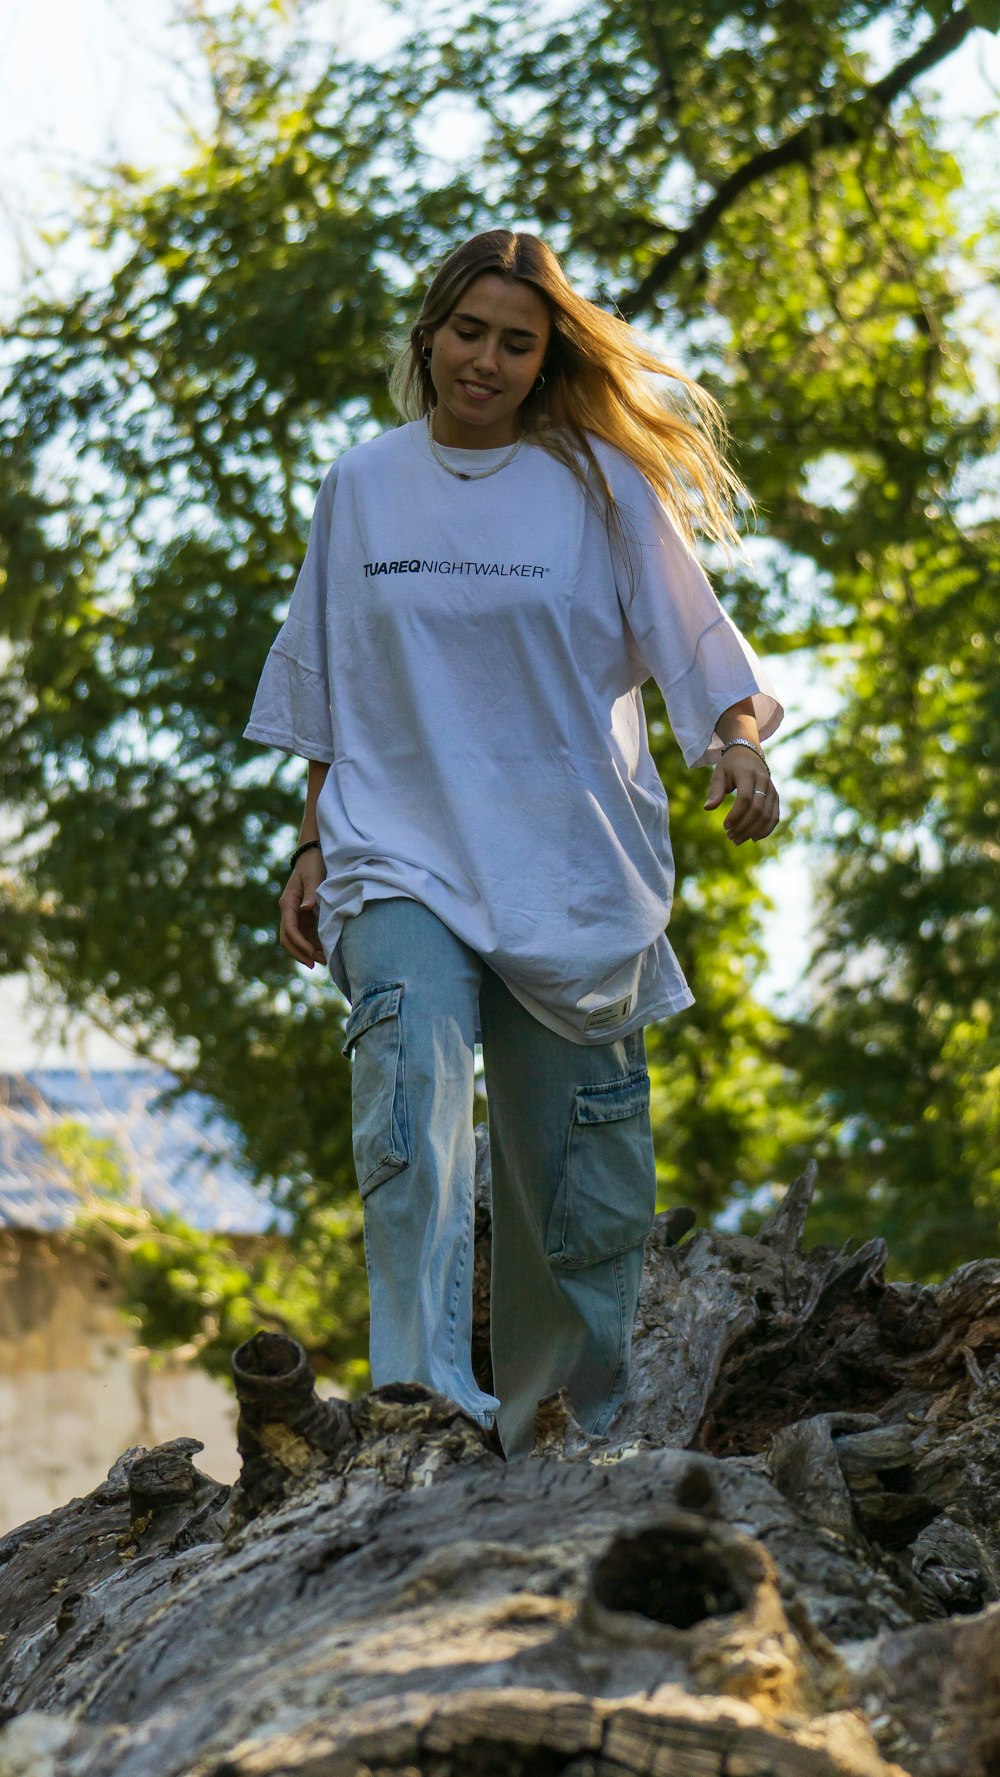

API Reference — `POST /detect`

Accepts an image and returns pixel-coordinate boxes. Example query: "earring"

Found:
[422,347,432,366]
[534,371,546,391]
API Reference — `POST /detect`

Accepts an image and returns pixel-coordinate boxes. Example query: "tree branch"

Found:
[618,6,977,318]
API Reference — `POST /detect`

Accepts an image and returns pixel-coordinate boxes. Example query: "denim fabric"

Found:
[338,896,657,1455]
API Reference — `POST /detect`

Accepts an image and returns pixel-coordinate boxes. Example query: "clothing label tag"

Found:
[583,994,634,1032]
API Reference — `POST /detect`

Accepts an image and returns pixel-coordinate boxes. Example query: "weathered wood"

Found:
[1,1142,999,1777]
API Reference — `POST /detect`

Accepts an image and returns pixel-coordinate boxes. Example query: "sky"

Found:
[0,0,997,1069]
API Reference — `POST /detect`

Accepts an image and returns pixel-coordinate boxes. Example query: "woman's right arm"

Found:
[279,759,330,967]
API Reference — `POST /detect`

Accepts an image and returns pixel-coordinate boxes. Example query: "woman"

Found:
[244,229,782,1456]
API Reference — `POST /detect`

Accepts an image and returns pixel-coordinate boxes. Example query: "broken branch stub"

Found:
[228,1329,354,1520]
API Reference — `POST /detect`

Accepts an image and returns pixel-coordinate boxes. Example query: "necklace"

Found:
[426,413,522,481]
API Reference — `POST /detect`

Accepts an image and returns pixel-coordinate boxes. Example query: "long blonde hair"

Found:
[388,229,753,564]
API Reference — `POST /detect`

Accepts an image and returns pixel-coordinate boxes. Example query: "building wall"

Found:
[0,1229,240,1535]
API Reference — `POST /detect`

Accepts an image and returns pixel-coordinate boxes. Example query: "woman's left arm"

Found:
[602,449,784,841]
[704,697,781,846]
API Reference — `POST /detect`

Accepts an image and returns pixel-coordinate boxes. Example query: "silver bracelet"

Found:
[720,736,770,775]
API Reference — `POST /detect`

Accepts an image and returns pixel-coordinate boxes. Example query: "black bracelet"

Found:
[289,839,322,871]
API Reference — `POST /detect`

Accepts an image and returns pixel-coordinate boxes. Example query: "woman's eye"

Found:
[453,329,527,354]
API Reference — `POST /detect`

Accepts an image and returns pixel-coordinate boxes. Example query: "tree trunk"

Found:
[2,1142,999,1777]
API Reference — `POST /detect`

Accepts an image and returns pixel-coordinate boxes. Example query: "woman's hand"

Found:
[279,847,328,966]
[704,748,780,845]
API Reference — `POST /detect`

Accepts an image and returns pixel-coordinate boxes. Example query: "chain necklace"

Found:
[426,413,522,481]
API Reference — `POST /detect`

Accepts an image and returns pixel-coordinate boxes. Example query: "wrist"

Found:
[715,699,760,746]
[720,736,770,774]
[290,838,323,871]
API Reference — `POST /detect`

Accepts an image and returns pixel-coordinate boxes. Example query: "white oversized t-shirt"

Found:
[244,419,782,1043]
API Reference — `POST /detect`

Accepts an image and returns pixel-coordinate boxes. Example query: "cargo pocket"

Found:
[545,1071,655,1269]
[341,983,409,1200]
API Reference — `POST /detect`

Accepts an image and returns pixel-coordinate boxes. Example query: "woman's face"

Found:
[425,272,551,448]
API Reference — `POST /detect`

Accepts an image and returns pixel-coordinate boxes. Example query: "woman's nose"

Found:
[473,340,499,373]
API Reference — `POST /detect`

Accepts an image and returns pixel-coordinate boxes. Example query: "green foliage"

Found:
[792,519,1000,1276]
[40,1118,132,1202]
[74,1198,370,1386]
[37,1114,371,1386]
[643,735,820,1215]
[1,0,998,1359]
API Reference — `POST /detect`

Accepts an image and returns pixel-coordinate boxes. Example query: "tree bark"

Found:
[2,1141,999,1777]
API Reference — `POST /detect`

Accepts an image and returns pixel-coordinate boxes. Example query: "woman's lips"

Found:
[458,381,499,403]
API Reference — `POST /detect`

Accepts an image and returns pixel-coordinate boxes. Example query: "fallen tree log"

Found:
[2,1143,999,1777]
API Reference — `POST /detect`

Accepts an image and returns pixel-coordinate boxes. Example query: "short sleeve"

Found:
[606,452,783,768]
[243,465,339,762]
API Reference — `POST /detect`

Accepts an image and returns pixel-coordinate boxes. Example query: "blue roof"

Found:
[0,1069,288,1234]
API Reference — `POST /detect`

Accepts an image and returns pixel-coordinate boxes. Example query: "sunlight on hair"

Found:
[388,229,755,573]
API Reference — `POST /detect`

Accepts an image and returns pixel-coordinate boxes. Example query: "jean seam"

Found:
[445,1174,474,1357]
[395,1003,410,1166]
[447,1189,496,1428]
[589,1250,631,1434]
[550,1122,572,1265]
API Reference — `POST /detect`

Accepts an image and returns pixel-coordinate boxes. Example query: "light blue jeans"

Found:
[338,897,656,1455]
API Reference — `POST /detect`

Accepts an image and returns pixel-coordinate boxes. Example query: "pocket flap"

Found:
[574,1072,650,1126]
[341,983,404,1057]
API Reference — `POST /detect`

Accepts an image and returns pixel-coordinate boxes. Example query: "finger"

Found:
[298,905,328,965]
[724,782,769,842]
[279,896,317,965]
[729,786,774,841]
[749,787,781,841]
[280,918,316,965]
[703,763,730,811]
